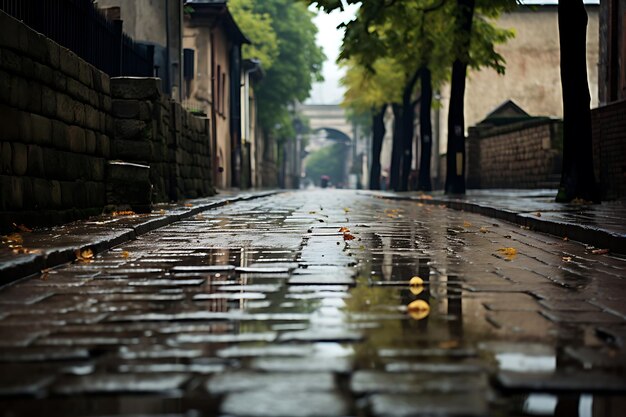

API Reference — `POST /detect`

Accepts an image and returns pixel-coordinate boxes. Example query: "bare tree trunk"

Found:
[445,0,474,195]
[369,105,386,190]
[418,66,433,191]
[556,0,600,202]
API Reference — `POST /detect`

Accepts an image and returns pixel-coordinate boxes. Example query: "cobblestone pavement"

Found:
[1,190,625,417]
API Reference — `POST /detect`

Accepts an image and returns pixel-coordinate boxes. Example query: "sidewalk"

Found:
[365,189,626,255]
[0,190,279,286]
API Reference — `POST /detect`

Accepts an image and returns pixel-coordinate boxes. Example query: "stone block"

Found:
[43,148,63,179]
[67,78,90,103]
[56,93,74,124]
[84,105,99,130]
[21,56,36,79]
[27,145,45,177]
[99,112,107,133]
[102,95,112,113]
[60,181,75,207]
[0,142,11,174]
[77,60,92,87]
[31,114,52,146]
[112,139,152,161]
[110,77,161,100]
[11,142,27,175]
[10,76,29,110]
[0,175,23,210]
[67,125,86,154]
[51,120,70,151]
[0,69,12,104]
[73,101,85,126]
[47,42,60,69]
[53,70,66,92]
[112,100,140,119]
[33,61,53,86]
[85,130,97,154]
[0,104,20,140]
[91,157,105,181]
[59,47,79,80]
[41,85,57,117]
[50,180,62,208]
[114,119,147,140]
[0,48,21,73]
[97,134,111,158]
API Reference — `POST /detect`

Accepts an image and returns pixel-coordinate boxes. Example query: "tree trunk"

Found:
[389,103,403,190]
[369,105,386,190]
[399,70,420,192]
[418,66,433,191]
[445,0,475,195]
[556,0,600,202]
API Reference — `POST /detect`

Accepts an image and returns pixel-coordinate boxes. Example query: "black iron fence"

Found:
[0,0,154,77]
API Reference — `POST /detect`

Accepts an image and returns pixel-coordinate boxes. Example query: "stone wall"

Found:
[467,119,562,189]
[110,78,212,204]
[592,100,626,200]
[0,10,111,229]
[0,10,213,231]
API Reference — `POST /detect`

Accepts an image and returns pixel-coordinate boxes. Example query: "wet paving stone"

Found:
[1,190,625,416]
[368,392,488,417]
[220,391,349,417]
[52,374,190,395]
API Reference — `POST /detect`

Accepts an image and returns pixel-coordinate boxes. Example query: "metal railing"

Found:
[0,0,154,77]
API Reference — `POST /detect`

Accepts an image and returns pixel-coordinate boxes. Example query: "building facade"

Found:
[183,1,248,189]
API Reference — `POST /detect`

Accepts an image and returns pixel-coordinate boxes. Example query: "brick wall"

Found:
[592,100,626,200]
[0,11,213,231]
[467,119,562,189]
[0,10,111,228]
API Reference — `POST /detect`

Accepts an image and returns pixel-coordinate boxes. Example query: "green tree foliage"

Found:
[229,0,279,70]
[241,0,325,139]
[311,0,516,192]
[305,143,347,186]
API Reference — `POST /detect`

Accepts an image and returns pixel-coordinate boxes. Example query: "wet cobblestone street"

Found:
[1,190,625,417]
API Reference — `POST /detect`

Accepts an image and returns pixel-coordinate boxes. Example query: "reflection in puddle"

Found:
[523,394,595,417]
[497,352,556,373]
[524,393,558,415]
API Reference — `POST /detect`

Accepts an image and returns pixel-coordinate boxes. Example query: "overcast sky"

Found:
[305,0,600,105]
[307,4,357,105]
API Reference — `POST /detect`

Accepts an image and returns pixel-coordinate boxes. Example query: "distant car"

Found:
[320,175,330,188]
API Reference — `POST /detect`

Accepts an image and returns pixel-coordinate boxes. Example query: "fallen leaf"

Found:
[121,251,130,258]
[591,249,609,255]
[75,248,94,262]
[184,203,193,207]
[463,221,472,228]
[5,233,24,245]
[338,227,350,233]
[13,223,32,233]
[308,211,317,214]
[562,256,572,262]
[438,340,460,349]
[407,300,430,320]
[535,212,542,217]
[498,247,517,256]
[479,227,489,233]
[343,233,355,241]
[112,210,135,216]
[159,209,166,215]
[343,207,350,213]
